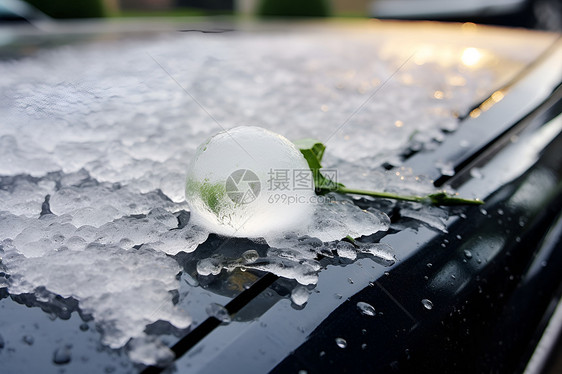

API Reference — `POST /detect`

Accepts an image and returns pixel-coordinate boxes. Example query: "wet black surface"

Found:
[274,133,562,373]
[272,45,562,374]
[0,20,561,374]
[0,291,135,373]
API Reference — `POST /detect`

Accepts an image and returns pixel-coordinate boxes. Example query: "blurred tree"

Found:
[23,0,106,18]
[176,0,233,11]
[258,0,330,17]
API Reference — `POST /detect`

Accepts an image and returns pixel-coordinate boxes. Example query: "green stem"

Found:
[334,186,484,206]
[295,139,484,207]
[336,186,424,202]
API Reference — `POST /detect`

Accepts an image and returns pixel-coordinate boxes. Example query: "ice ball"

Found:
[185,126,316,237]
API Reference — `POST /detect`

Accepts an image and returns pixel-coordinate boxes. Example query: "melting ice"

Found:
[185,126,315,237]
[0,22,531,366]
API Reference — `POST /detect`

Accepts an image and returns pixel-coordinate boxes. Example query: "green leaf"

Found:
[293,138,325,168]
[294,139,484,206]
[424,192,484,206]
[295,138,345,195]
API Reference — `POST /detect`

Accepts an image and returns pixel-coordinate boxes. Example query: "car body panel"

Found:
[0,20,561,374]
[168,35,562,374]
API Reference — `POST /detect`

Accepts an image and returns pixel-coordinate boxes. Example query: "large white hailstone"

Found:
[185,126,316,238]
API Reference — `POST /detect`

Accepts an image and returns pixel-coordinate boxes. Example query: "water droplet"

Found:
[361,328,367,335]
[53,346,72,365]
[356,302,376,316]
[456,234,462,240]
[460,213,467,219]
[319,351,326,357]
[335,293,343,299]
[361,343,368,350]
[22,335,34,345]
[470,168,482,179]
[241,250,259,264]
[421,299,433,310]
[480,208,487,216]
[541,261,548,267]
[206,303,231,323]
[464,250,472,259]
[335,337,347,348]
[79,323,89,331]
[451,274,456,280]
[196,257,222,276]
[436,161,455,176]
[426,263,433,268]
[347,277,354,284]
[291,286,310,306]
[497,208,504,215]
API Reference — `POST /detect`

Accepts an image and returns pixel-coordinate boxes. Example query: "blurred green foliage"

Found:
[258,0,330,17]
[24,0,106,18]
[114,8,232,18]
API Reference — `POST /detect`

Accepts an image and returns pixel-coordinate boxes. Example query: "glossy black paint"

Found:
[274,132,562,373]
[271,41,562,374]
[1,23,561,374]
[151,34,562,374]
